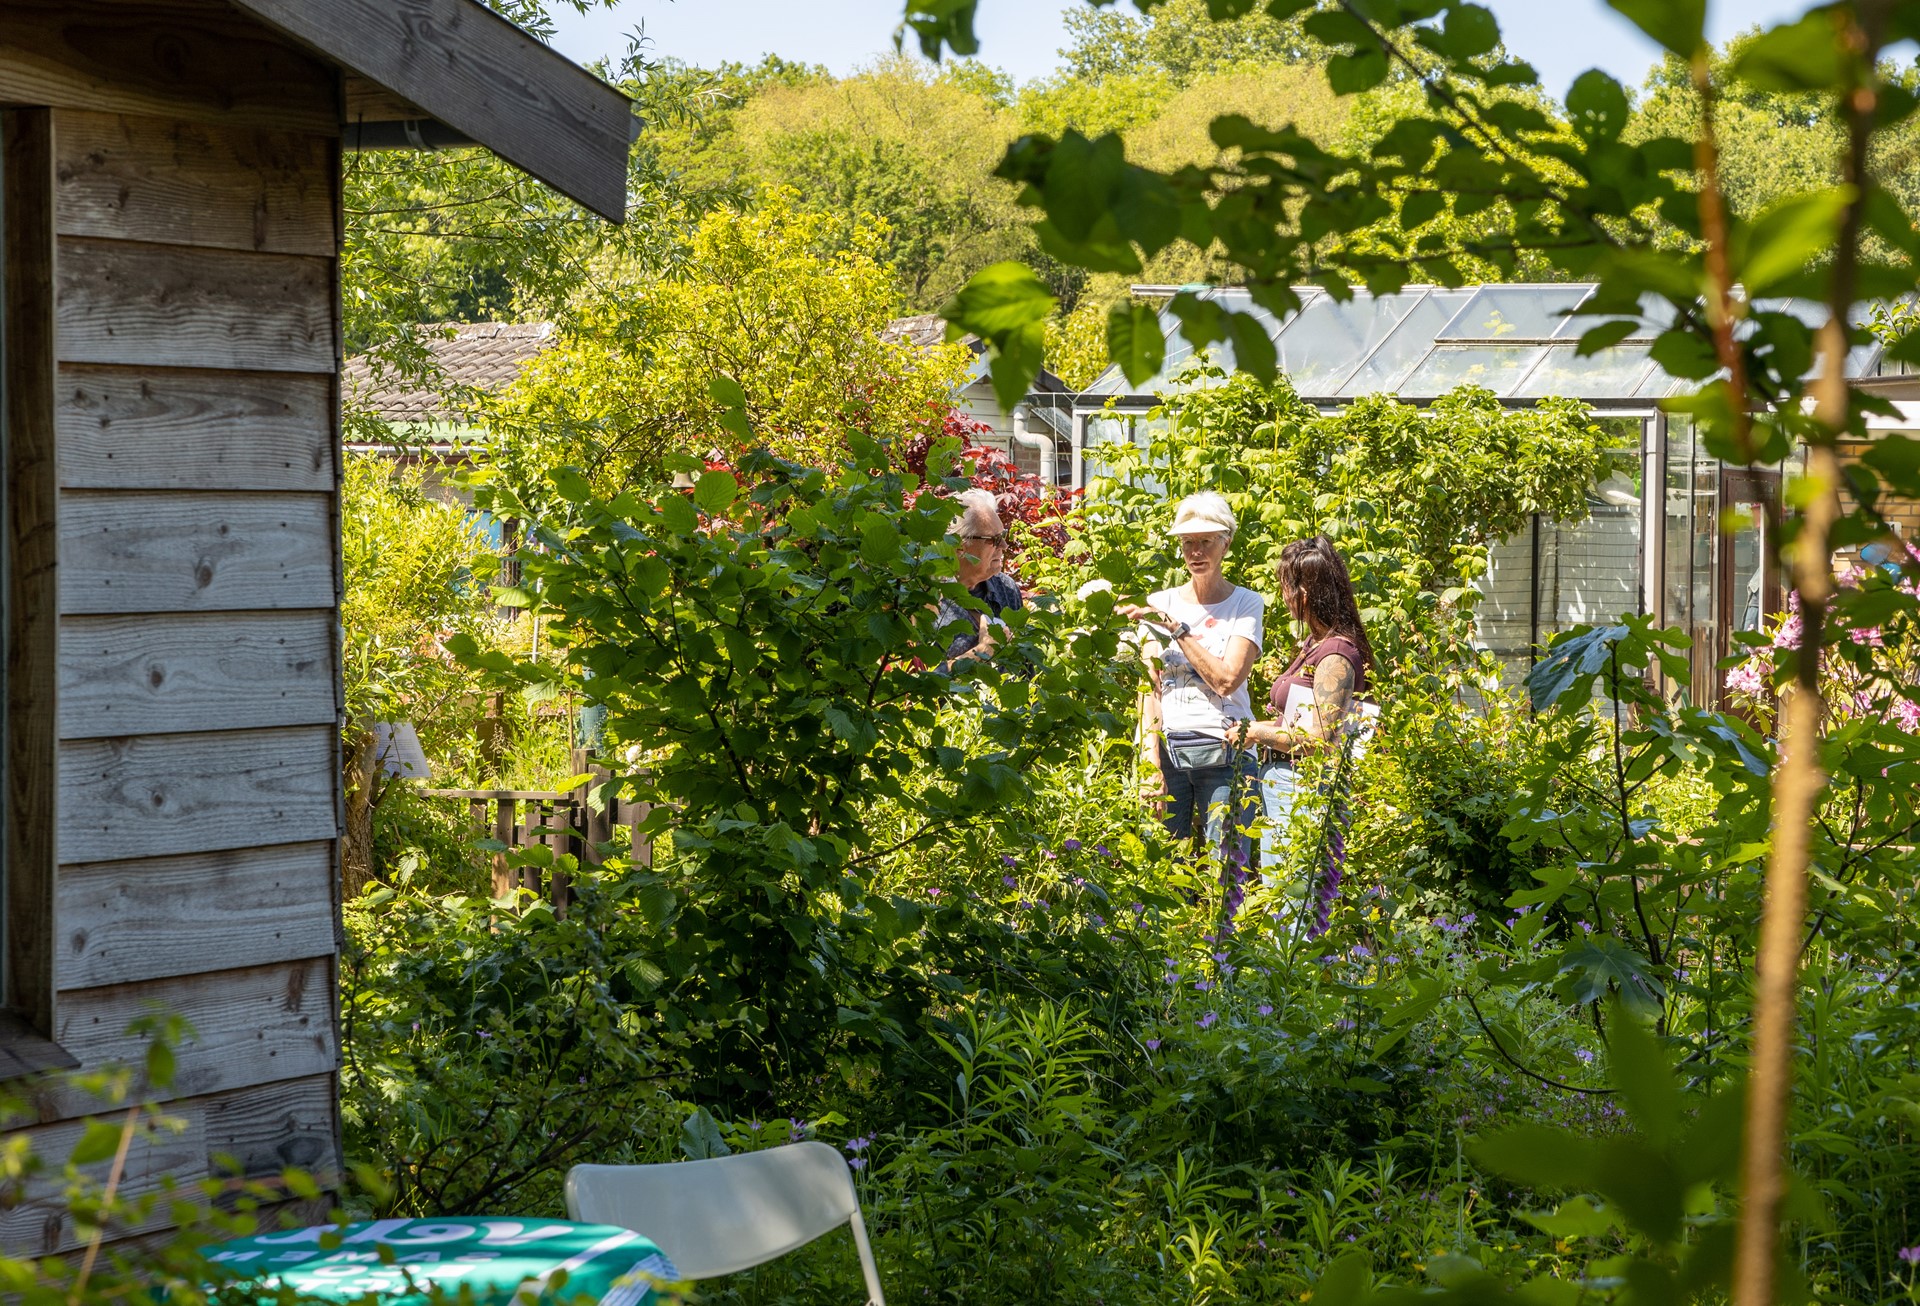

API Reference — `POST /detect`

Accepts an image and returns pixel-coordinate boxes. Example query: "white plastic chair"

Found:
[565,1142,886,1305]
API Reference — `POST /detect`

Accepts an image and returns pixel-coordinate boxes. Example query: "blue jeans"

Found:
[1260,759,1309,927]
[1160,742,1258,872]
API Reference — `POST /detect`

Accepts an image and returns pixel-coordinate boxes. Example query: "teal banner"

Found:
[201,1219,676,1306]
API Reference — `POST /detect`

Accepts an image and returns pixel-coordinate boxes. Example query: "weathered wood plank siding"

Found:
[59,367,334,492]
[61,612,335,739]
[59,491,335,614]
[47,957,337,1121]
[57,843,336,990]
[7,1072,337,1253]
[0,0,348,1238]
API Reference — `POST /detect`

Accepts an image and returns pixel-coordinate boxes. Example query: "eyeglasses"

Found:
[961,533,1009,548]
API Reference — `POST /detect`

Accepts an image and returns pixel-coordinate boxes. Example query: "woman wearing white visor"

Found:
[1119,492,1265,873]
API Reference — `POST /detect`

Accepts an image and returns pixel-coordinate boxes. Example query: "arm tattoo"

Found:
[1313,654,1355,737]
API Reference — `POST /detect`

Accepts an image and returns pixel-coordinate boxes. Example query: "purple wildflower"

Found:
[1064,839,1082,852]
[1257,1004,1273,1016]
[1145,1038,1161,1051]
[1193,979,1213,992]
[1901,1247,1920,1265]
[1001,854,1016,867]
[847,1157,866,1172]
[1197,1011,1218,1030]
[1002,875,1017,887]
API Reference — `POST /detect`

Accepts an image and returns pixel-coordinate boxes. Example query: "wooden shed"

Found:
[0,0,631,1254]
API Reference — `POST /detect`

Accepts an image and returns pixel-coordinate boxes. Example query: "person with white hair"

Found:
[1118,491,1265,868]
[936,487,1023,661]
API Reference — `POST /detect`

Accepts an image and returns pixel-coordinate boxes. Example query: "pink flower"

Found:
[1725,660,1766,697]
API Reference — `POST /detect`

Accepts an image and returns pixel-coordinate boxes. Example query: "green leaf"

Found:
[693,471,739,515]
[1648,326,1720,380]
[71,1119,129,1166]
[707,374,752,443]
[1523,1195,1616,1239]
[1606,0,1705,58]
[1438,4,1501,59]
[1226,310,1278,383]
[1525,624,1628,710]
[941,261,1058,339]
[1738,188,1852,295]
[1399,189,1444,230]
[658,492,699,537]
[1607,999,1680,1149]
[550,466,593,504]
[635,886,677,929]
[1566,70,1630,145]
[1554,937,1665,1017]
[1591,1138,1685,1244]
[990,321,1048,410]
[1472,1124,1601,1192]
[1309,1251,1373,1304]
[859,512,903,567]
[901,0,979,59]
[1674,1079,1746,1187]
[1327,47,1391,95]
[1108,302,1167,386]
[1574,319,1638,357]
[1732,10,1845,92]
[679,1107,731,1160]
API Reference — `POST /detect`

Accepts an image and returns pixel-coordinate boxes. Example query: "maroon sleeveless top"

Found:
[1268,634,1369,714]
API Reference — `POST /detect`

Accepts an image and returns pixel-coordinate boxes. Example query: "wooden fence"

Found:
[420,751,652,908]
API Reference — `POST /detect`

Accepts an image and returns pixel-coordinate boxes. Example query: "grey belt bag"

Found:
[1163,736,1235,771]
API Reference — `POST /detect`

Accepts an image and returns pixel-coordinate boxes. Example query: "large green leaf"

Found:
[1738,188,1853,296]
[1553,937,1665,1016]
[1309,1251,1373,1304]
[1108,301,1167,386]
[1606,0,1705,58]
[990,321,1048,410]
[1525,624,1628,710]
[693,471,739,515]
[1226,310,1278,383]
[1566,70,1630,145]
[1732,10,1845,92]
[1607,1000,1680,1149]
[1472,1124,1602,1192]
[941,261,1059,339]
[707,374,752,443]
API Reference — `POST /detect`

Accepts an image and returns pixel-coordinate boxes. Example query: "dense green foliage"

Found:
[34,4,1920,1306]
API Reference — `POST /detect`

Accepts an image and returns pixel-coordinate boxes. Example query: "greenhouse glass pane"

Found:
[1436,284,1590,341]
[1550,292,1675,341]
[1634,366,1691,399]
[1397,344,1547,396]
[1513,344,1657,398]
[1271,290,1423,393]
[1336,288,1471,395]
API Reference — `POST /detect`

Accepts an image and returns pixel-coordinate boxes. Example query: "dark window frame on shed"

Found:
[0,105,72,1078]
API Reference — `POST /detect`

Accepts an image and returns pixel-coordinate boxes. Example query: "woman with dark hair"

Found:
[1245,536,1373,928]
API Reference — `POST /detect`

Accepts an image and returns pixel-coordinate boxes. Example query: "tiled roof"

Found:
[882,314,980,352]
[344,321,555,423]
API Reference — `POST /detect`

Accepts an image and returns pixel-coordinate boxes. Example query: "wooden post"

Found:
[490,797,516,899]
[2,107,60,1044]
[477,690,509,780]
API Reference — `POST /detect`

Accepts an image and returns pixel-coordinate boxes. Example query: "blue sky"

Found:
[549,0,1815,100]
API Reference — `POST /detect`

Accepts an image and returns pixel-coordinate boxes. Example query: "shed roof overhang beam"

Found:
[230,0,637,223]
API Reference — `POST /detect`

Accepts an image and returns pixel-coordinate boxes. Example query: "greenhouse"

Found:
[1034,283,1911,703]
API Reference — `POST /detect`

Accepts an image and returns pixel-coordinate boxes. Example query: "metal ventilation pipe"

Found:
[1010,405,1055,486]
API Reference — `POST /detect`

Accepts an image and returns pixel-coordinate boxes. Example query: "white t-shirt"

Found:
[1146,584,1265,738]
